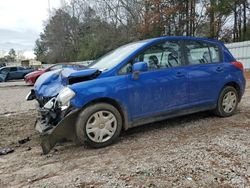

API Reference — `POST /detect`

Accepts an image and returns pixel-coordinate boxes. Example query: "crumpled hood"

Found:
[34,68,99,97]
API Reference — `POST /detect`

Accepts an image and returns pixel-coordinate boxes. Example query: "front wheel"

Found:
[76,103,122,148]
[214,86,239,117]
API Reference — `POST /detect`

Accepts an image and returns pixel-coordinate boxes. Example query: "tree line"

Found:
[0,49,17,63]
[34,0,250,64]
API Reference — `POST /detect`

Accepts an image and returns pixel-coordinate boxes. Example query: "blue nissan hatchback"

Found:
[26,36,246,154]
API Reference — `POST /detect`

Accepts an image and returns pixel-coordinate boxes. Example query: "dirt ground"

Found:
[0,81,35,115]
[0,74,250,188]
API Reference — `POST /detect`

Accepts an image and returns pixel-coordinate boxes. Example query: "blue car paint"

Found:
[34,36,246,126]
[35,69,63,97]
[34,68,99,97]
[132,62,148,72]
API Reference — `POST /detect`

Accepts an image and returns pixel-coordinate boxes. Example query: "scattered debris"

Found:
[0,148,14,155]
[186,176,193,181]
[18,137,30,144]
[45,154,53,158]
[53,148,58,153]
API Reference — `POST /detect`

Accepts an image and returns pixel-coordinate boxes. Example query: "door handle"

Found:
[216,67,223,72]
[176,72,185,77]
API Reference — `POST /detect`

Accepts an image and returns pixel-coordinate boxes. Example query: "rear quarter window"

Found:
[18,67,25,70]
[209,45,220,62]
[184,40,221,65]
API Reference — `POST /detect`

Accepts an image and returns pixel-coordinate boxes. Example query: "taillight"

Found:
[231,61,244,71]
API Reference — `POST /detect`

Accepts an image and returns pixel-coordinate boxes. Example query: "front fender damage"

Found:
[39,109,80,154]
[29,67,103,154]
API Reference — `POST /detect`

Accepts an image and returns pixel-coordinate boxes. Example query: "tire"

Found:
[76,103,122,148]
[214,86,239,117]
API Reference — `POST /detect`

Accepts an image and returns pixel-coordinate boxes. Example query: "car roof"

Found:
[1,66,18,68]
[0,66,9,69]
[49,63,85,66]
[0,66,24,69]
[142,36,224,46]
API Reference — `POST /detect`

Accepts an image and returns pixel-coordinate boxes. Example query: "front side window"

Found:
[0,68,9,74]
[119,40,182,74]
[184,41,220,65]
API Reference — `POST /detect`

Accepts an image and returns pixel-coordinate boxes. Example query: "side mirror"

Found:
[132,62,148,80]
[133,62,148,72]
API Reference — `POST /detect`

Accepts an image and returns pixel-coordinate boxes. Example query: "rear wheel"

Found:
[215,86,239,117]
[76,103,122,148]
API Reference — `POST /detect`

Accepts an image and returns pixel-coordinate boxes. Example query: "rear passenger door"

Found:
[8,67,18,79]
[183,40,225,106]
[16,67,26,78]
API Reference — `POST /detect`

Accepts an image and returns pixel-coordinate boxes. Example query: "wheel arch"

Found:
[223,81,241,101]
[81,97,130,130]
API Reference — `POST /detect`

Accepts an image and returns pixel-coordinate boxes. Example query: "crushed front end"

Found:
[27,88,80,154]
[26,68,101,154]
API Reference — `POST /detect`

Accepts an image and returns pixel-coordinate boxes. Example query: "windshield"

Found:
[89,41,147,71]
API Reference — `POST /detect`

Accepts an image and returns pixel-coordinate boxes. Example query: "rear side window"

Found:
[10,67,17,71]
[209,45,220,62]
[184,41,220,65]
[18,67,24,70]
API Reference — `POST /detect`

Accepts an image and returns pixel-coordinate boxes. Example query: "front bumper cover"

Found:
[38,108,80,154]
[34,98,81,154]
[28,89,81,154]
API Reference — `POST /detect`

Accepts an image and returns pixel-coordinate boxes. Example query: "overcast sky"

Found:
[0,0,62,57]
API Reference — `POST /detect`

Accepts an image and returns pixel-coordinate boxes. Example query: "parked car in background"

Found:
[26,36,245,154]
[0,66,34,82]
[24,63,86,85]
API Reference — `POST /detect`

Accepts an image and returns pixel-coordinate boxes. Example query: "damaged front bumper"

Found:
[28,92,80,154]
[37,107,80,154]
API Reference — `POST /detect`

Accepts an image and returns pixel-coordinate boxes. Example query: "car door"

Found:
[120,40,189,121]
[183,40,225,106]
[8,67,18,80]
[16,67,25,78]
[0,68,9,81]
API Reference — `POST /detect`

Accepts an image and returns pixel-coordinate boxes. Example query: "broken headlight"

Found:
[56,87,75,109]
[44,98,56,109]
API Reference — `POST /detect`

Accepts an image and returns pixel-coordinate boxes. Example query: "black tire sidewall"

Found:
[76,103,122,148]
[216,86,239,117]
